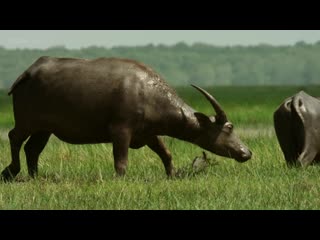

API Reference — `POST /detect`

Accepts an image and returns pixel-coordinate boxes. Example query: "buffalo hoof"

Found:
[166,168,176,178]
[0,168,16,182]
[28,170,38,179]
[115,166,126,176]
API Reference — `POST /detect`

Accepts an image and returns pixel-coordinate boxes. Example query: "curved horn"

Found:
[191,84,228,123]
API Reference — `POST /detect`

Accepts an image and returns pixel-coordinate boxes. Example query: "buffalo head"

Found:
[191,85,252,163]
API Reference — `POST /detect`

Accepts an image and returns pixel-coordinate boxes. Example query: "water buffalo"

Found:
[1,56,252,181]
[274,91,320,167]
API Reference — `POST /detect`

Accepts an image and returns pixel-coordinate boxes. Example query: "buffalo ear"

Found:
[195,112,212,127]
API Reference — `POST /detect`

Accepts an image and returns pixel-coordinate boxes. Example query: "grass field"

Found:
[1,86,320,209]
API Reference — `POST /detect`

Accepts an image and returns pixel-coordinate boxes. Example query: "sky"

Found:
[0,30,320,49]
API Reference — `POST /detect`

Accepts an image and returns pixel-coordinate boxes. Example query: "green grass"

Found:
[0,86,320,209]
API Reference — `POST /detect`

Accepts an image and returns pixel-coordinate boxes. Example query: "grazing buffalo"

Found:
[1,56,252,181]
[274,91,320,167]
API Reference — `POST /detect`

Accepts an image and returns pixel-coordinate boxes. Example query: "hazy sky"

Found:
[1,30,320,49]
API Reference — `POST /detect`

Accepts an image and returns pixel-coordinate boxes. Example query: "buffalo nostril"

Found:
[241,149,252,160]
[235,148,252,162]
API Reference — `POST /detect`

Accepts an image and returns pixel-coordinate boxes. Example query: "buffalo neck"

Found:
[164,103,202,144]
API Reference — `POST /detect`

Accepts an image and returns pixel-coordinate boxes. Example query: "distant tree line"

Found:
[0,41,319,89]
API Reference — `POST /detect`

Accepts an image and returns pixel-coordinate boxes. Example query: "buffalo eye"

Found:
[225,123,233,133]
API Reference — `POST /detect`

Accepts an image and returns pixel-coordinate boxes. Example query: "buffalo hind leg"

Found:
[298,148,317,167]
[147,136,174,177]
[1,128,29,182]
[112,127,132,176]
[24,132,51,178]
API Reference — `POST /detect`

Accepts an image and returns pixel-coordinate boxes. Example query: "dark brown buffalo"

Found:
[274,91,320,167]
[1,56,252,181]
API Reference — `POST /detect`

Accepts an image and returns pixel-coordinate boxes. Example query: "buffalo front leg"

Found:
[147,136,174,177]
[1,128,29,181]
[111,127,132,176]
[24,132,51,178]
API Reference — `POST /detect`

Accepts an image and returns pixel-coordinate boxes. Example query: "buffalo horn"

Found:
[191,84,228,123]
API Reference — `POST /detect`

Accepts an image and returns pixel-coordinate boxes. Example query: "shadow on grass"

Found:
[0,175,33,184]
